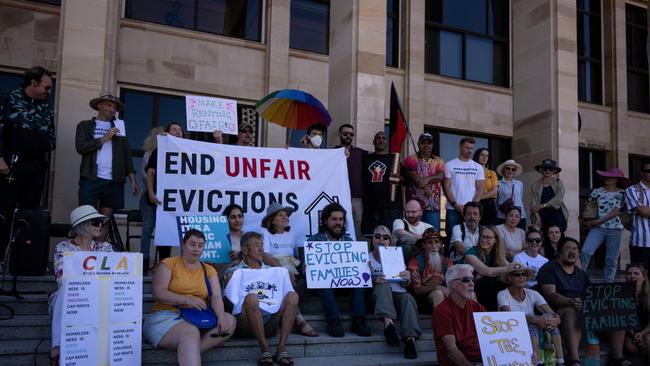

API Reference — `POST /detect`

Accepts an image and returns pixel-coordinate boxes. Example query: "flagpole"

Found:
[390,153,400,201]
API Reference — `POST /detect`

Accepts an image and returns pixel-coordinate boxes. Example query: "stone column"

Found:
[327,0,386,151]
[263,0,291,147]
[403,0,425,155]
[50,0,118,223]
[512,0,580,237]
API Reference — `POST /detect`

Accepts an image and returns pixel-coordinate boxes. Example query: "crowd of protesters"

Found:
[2,67,650,366]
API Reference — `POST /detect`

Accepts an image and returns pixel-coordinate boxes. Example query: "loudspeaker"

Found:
[9,209,49,276]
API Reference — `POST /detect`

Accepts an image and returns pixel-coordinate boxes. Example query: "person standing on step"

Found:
[336,124,367,239]
[625,161,650,272]
[139,126,163,275]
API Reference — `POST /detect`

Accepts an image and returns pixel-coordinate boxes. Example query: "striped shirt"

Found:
[626,182,650,247]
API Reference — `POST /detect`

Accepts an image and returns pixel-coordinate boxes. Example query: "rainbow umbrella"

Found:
[255,89,332,130]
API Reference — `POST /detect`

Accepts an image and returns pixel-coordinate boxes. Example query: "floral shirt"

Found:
[403,154,445,211]
[589,187,624,229]
[53,240,113,286]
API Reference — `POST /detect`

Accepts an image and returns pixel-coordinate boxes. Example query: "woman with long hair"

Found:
[473,148,498,225]
[495,206,527,261]
[542,224,564,260]
[464,225,509,310]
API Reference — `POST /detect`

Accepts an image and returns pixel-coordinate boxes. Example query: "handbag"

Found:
[621,185,645,231]
[499,184,515,215]
[580,198,598,221]
[176,262,218,329]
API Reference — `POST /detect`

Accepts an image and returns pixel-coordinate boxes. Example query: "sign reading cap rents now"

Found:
[473,311,534,366]
[186,95,238,135]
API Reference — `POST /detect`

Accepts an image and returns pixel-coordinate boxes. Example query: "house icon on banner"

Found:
[303,191,340,238]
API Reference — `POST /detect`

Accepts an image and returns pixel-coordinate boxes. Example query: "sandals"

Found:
[274,351,294,366]
[258,351,273,366]
[297,320,319,337]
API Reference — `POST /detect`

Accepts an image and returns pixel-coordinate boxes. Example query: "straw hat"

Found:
[496,159,523,177]
[89,91,124,111]
[261,202,293,228]
[68,205,107,236]
[500,261,535,284]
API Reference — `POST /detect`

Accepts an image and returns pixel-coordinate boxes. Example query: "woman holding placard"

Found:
[49,205,114,366]
[144,229,235,366]
[369,225,420,359]
[497,262,563,366]
[624,263,650,364]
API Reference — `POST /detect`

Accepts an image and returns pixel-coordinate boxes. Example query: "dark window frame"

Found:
[629,154,650,186]
[289,0,330,55]
[626,4,649,113]
[424,0,510,87]
[124,0,263,43]
[386,0,400,68]
[577,0,602,104]
[27,0,61,5]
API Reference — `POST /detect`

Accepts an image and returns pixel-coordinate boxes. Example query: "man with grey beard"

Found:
[449,202,483,264]
[407,228,453,309]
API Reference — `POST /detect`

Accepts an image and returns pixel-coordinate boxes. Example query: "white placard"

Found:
[473,311,534,366]
[378,246,406,281]
[62,278,100,326]
[113,119,126,136]
[185,95,238,134]
[109,323,142,366]
[109,278,142,323]
[61,325,98,366]
[303,241,372,289]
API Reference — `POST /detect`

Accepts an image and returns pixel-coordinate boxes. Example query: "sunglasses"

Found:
[510,272,528,278]
[527,238,542,243]
[453,276,474,283]
[89,218,104,227]
[239,129,252,133]
[543,167,556,172]
[341,132,354,137]
[374,234,391,240]
[504,167,516,171]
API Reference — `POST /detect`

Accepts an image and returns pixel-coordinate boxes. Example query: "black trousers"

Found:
[0,159,47,260]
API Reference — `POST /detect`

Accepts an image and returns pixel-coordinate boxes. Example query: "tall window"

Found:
[577,0,602,104]
[386,0,399,67]
[125,0,263,42]
[290,0,330,54]
[424,0,509,87]
[29,0,60,4]
[626,4,649,113]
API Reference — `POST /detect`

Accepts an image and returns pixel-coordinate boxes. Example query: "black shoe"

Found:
[327,319,344,337]
[351,317,371,337]
[384,323,400,346]
[404,337,417,359]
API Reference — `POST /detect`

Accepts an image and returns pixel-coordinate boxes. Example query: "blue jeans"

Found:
[318,288,366,321]
[445,209,463,240]
[580,227,623,282]
[421,210,440,231]
[139,193,156,260]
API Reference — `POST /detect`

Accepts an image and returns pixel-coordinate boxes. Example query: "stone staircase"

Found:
[0,275,437,365]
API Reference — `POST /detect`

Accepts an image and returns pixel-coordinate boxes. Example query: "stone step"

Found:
[0,314,433,341]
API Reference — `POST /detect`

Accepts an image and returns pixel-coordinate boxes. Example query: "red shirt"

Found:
[433,296,485,366]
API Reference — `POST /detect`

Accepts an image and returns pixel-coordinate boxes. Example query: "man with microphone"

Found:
[75,92,138,236]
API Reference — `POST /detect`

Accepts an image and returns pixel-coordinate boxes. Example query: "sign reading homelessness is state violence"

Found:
[304,241,372,289]
[582,282,639,332]
[153,135,356,246]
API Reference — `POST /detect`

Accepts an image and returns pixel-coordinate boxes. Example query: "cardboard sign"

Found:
[473,311,534,366]
[582,282,639,331]
[303,241,372,289]
[176,215,231,263]
[185,95,238,134]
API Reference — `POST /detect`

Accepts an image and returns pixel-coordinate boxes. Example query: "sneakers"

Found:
[327,319,344,337]
[384,323,400,346]
[403,337,417,359]
[351,316,371,337]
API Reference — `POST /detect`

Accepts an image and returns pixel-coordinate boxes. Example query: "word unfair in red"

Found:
[165,152,311,180]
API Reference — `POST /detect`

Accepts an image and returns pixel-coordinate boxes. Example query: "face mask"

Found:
[310,135,323,148]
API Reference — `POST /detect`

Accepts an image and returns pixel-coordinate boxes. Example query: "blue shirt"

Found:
[497,178,526,219]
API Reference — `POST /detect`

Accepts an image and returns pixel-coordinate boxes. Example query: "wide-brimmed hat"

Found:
[415,228,442,248]
[68,205,107,236]
[496,159,523,177]
[418,133,434,143]
[500,261,535,284]
[535,159,562,174]
[596,168,631,189]
[89,92,124,111]
[261,202,293,228]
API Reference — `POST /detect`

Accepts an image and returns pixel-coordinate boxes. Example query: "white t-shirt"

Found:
[392,218,433,236]
[496,224,526,256]
[369,253,406,293]
[513,252,549,288]
[497,288,547,316]
[93,120,113,180]
[450,223,481,249]
[224,267,294,315]
[444,158,484,209]
[262,228,297,257]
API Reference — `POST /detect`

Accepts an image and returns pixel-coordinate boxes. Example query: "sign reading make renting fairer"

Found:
[186,95,238,134]
[304,241,372,289]
[153,135,355,246]
[60,252,142,366]
[582,282,639,332]
[473,311,534,366]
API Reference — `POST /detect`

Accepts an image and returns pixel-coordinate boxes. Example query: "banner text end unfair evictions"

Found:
[154,136,356,246]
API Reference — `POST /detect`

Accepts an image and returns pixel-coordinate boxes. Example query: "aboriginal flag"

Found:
[389,83,408,153]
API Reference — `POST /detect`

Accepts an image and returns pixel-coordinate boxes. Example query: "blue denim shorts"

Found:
[143,310,185,348]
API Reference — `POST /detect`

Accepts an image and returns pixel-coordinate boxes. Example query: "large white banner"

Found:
[154,135,355,246]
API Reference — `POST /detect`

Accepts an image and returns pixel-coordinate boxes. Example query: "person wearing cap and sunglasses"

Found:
[49,205,114,365]
[530,159,568,232]
[432,264,485,366]
[75,92,138,238]
[581,168,631,282]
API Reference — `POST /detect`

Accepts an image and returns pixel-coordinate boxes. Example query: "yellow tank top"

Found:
[151,256,218,313]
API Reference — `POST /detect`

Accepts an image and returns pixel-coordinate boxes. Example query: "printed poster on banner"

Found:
[473,311,534,366]
[176,214,231,263]
[154,135,355,246]
[60,252,142,366]
[186,95,238,134]
[582,282,639,331]
[303,241,372,289]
